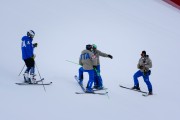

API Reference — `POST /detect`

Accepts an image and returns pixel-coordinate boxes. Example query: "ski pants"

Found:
[133,70,152,92]
[24,58,35,75]
[79,67,94,89]
[94,65,103,87]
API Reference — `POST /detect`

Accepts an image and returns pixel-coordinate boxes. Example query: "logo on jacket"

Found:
[27,41,30,44]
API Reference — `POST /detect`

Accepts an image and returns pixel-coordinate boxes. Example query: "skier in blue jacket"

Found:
[21,30,37,83]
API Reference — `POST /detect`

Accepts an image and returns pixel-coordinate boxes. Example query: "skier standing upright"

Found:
[21,30,38,84]
[132,50,153,95]
[78,44,97,93]
[91,44,113,89]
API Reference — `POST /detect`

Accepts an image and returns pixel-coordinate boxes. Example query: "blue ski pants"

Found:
[94,65,103,87]
[133,70,152,92]
[79,67,94,89]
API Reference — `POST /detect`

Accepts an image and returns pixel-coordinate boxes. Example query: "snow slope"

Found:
[0,0,180,120]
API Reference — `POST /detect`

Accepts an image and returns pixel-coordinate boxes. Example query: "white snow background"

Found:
[0,0,180,120]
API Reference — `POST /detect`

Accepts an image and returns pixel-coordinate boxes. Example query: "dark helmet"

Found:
[142,50,146,55]
[86,44,92,51]
[27,30,35,38]
[141,50,146,57]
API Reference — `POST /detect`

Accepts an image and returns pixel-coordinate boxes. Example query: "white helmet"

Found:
[27,30,35,38]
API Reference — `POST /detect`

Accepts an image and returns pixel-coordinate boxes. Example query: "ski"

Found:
[74,75,86,92]
[74,75,107,95]
[36,78,45,83]
[75,92,108,95]
[15,82,52,85]
[142,93,154,97]
[142,94,149,97]
[119,85,148,94]
[93,88,108,91]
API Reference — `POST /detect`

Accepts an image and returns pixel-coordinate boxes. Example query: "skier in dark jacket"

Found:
[21,30,37,84]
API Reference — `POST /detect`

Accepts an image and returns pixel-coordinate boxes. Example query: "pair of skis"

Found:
[119,85,151,97]
[74,75,108,95]
[15,78,52,85]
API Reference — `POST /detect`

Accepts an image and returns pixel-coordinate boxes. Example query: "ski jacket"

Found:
[79,50,97,70]
[93,49,108,65]
[21,36,34,60]
[137,55,152,72]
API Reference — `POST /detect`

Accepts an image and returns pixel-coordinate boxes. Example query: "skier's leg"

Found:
[142,73,153,93]
[24,59,31,82]
[24,59,31,73]
[93,69,98,88]
[133,70,143,88]
[78,67,84,84]
[96,65,103,89]
[86,70,95,92]
[29,58,36,84]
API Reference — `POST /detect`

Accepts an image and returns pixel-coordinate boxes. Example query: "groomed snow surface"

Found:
[0,0,180,120]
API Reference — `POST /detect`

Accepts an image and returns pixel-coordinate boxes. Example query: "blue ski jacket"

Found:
[21,36,34,60]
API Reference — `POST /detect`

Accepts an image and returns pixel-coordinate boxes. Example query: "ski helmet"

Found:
[86,44,92,51]
[92,44,97,50]
[27,30,35,38]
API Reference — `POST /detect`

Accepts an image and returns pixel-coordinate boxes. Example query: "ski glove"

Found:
[33,43,38,48]
[108,54,113,59]
[32,54,36,59]
[93,66,97,69]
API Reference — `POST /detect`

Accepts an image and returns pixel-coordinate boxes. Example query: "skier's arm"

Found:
[79,55,83,66]
[97,50,108,57]
[97,50,113,59]
[137,59,144,69]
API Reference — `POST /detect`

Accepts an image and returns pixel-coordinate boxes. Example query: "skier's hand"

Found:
[93,66,97,69]
[32,54,36,59]
[108,54,113,59]
[33,43,38,48]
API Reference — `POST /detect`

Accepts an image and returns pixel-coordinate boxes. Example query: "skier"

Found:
[132,51,153,95]
[78,44,97,93]
[91,44,113,89]
[21,30,38,84]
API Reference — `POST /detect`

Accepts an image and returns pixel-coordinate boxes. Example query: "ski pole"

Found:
[65,60,80,65]
[18,64,25,76]
[66,60,100,76]
[35,63,46,92]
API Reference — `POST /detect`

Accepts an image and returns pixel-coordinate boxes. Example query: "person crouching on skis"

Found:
[21,30,38,84]
[78,44,97,93]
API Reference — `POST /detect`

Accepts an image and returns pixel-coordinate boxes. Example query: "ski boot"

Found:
[85,88,94,93]
[30,74,37,84]
[79,79,83,85]
[96,86,104,90]
[78,75,83,85]
[23,73,30,83]
[93,85,98,89]
[131,86,140,91]
[148,89,153,95]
